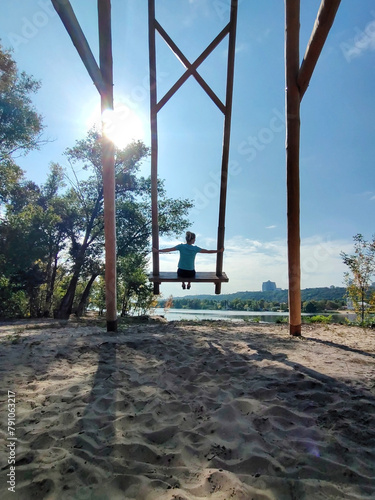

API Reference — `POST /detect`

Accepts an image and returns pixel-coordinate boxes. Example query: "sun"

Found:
[101,104,144,149]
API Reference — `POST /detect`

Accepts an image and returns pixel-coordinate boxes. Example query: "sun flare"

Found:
[102,105,144,149]
[87,102,144,149]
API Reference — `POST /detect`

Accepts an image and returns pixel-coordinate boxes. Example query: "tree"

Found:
[303,300,317,313]
[117,253,155,317]
[116,176,192,257]
[0,43,46,162]
[91,276,106,316]
[0,162,68,317]
[341,234,375,324]
[38,164,70,316]
[54,129,193,319]
[0,158,23,203]
[54,131,150,319]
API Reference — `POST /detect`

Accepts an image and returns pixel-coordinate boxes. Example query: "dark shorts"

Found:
[177,268,196,278]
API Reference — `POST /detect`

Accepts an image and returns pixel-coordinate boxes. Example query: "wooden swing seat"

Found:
[149,272,228,294]
[149,271,228,284]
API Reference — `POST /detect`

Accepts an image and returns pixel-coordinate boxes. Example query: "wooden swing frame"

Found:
[147,0,238,295]
[52,0,341,334]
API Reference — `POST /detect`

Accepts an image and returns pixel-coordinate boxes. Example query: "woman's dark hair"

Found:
[186,231,196,243]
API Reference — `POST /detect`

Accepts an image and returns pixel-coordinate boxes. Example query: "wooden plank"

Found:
[285,0,302,336]
[149,272,229,283]
[98,0,117,332]
[51,0,106,95]
[298,0,341,100]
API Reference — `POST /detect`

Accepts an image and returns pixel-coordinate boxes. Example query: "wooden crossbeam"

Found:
[51,0,106,95]
[156,20,229,113]
[298,0,342,99]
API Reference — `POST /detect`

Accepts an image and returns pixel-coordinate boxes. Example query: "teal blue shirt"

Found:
[175,243,202,271]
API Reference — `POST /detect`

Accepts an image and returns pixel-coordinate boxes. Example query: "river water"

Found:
[152,308,355,323]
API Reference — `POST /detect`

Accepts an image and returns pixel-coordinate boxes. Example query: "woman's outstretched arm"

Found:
[199,248,224,254]
[153,247,177,253]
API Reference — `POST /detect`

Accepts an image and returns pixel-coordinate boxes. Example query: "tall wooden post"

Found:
[98,0,117,332]
[285,0,301,336]
[148,0,160,295]
[215,0,238,295]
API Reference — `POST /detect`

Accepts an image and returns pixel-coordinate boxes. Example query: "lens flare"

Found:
[102,104,144,149]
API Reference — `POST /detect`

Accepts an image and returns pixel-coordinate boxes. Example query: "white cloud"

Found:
[266,225,277,229]
[358,191,375,201]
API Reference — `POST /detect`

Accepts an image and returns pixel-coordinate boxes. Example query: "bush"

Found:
[0,277,29,318]
[303,315,332,324]
[244,316,261,323]
[275,317,288,324]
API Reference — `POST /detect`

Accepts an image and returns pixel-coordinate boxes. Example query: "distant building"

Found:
[262,280,277,292]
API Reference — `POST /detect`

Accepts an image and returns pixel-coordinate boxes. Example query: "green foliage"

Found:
[0,276,28,317]
[118,253,156,316]
[341,234,375,324]
[0,158,23,203]
[303,300,318,313]
[0,121,192,318]
[243,316,261,323]
[0,46,197,320]
[160,291,346,314]
[0,161,70,317]
[91,276,106,316]
[0,43,45,161]
[171,287,346,305]
[54,129,192,319]
[303,315,333,324]
[275,316,288,324]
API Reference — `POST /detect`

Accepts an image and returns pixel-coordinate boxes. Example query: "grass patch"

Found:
[243,316,261,323]
[5,333,22,344]
[303,315,333,324]
[275,316,288,324]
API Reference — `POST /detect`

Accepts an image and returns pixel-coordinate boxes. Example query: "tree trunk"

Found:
[55,243,88,319]
[44,251,58,317]
[361,286,365,324]
[54,271,80,319]
[121,289,130,317]
[75,272,99,317]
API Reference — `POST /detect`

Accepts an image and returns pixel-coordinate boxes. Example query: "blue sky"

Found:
[1,1,375,297]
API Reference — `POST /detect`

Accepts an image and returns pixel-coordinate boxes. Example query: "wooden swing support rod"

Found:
[148,0,238,295]
[51,0,117,331]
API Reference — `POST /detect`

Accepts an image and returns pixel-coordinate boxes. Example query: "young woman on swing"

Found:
[154,231,224,289]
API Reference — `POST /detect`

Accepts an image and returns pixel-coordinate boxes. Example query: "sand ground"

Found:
[0,317,374,499]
